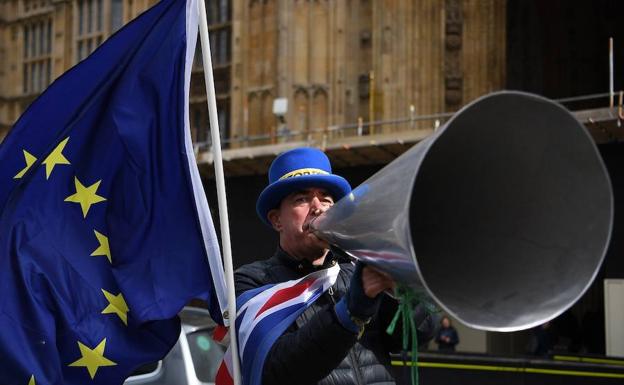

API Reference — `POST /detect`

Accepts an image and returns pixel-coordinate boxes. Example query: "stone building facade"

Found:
[229,0,505,146]
[0,0,169,137]
[1,0,506,146]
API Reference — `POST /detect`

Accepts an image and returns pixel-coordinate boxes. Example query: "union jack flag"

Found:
[215,264,341,385]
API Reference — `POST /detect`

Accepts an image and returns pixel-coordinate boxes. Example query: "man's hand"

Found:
[361,265,395,298]
[334,261,395,336]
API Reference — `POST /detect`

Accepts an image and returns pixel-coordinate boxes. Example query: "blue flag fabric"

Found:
[0,0,227,383]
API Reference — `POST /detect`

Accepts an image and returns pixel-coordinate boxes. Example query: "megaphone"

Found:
[311,91,613,332]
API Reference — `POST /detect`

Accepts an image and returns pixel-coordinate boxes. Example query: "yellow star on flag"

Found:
[68,338,116,379]
[91,230,112,263]
[64,177,106,218]
[28,375,35,385]
[42,137,71,179]
[101,289,129,325]
[13,150,37,179]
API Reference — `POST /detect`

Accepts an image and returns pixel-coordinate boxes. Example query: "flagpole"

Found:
[609,37,614,108]
[196,1,241,385]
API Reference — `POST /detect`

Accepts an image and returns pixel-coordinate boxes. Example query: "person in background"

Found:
[436,316,460,352]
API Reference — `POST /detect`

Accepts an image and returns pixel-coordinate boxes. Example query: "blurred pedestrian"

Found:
[435,316,460,352]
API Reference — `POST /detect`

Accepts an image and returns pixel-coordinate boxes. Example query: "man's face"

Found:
[268,187,335,262]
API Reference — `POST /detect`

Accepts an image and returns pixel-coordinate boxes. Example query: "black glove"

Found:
[334,261,383,336]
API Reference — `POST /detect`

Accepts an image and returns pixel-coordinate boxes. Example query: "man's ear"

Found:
[267,209,281,231]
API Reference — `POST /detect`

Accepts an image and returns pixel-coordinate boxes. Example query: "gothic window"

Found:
[217,99,230,142]
[23,18,52,94]
[207,0,231,67]
[193,44,203,70]
[311,90,328,133]
[192,106,205,143]
[261,92,273,137]
[111,0,123,32]
[207,0,229,24]
[23,0,48,12]
[189,101,228,147]
[248,94,261,137]
[75,0,124,62]
[204,0,231,145]
[293,90,309,134]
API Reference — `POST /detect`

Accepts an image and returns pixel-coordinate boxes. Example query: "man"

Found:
[235,147,437,385]
[435,316,460,352]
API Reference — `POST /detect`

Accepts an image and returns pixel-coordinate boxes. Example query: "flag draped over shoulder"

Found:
[0,0,227,383]
[216,265,341,385]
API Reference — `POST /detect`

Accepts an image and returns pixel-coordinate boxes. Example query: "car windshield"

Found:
[187,330,225,382]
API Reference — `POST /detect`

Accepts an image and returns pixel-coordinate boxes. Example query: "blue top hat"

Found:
[256,147,352,227]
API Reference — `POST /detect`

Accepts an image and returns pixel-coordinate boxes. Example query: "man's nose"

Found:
[310,196,325,214]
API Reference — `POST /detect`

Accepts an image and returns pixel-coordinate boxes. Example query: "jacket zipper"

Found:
[327,286,365,385]
[348,350,365,385]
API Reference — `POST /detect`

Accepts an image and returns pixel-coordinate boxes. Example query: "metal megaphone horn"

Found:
[311,91,613,332]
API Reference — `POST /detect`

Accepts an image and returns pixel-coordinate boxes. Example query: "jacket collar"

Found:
[273,246,338,275]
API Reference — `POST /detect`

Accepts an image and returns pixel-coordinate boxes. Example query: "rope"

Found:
[386,286,439,385]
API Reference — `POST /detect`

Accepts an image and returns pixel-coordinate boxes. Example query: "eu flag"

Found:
[0,0,226,383]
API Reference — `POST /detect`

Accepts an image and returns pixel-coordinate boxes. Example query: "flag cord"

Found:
[196,1,241,385]
[385,286,431,385]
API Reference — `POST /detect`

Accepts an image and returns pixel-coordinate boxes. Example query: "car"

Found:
[124,307,225,385]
